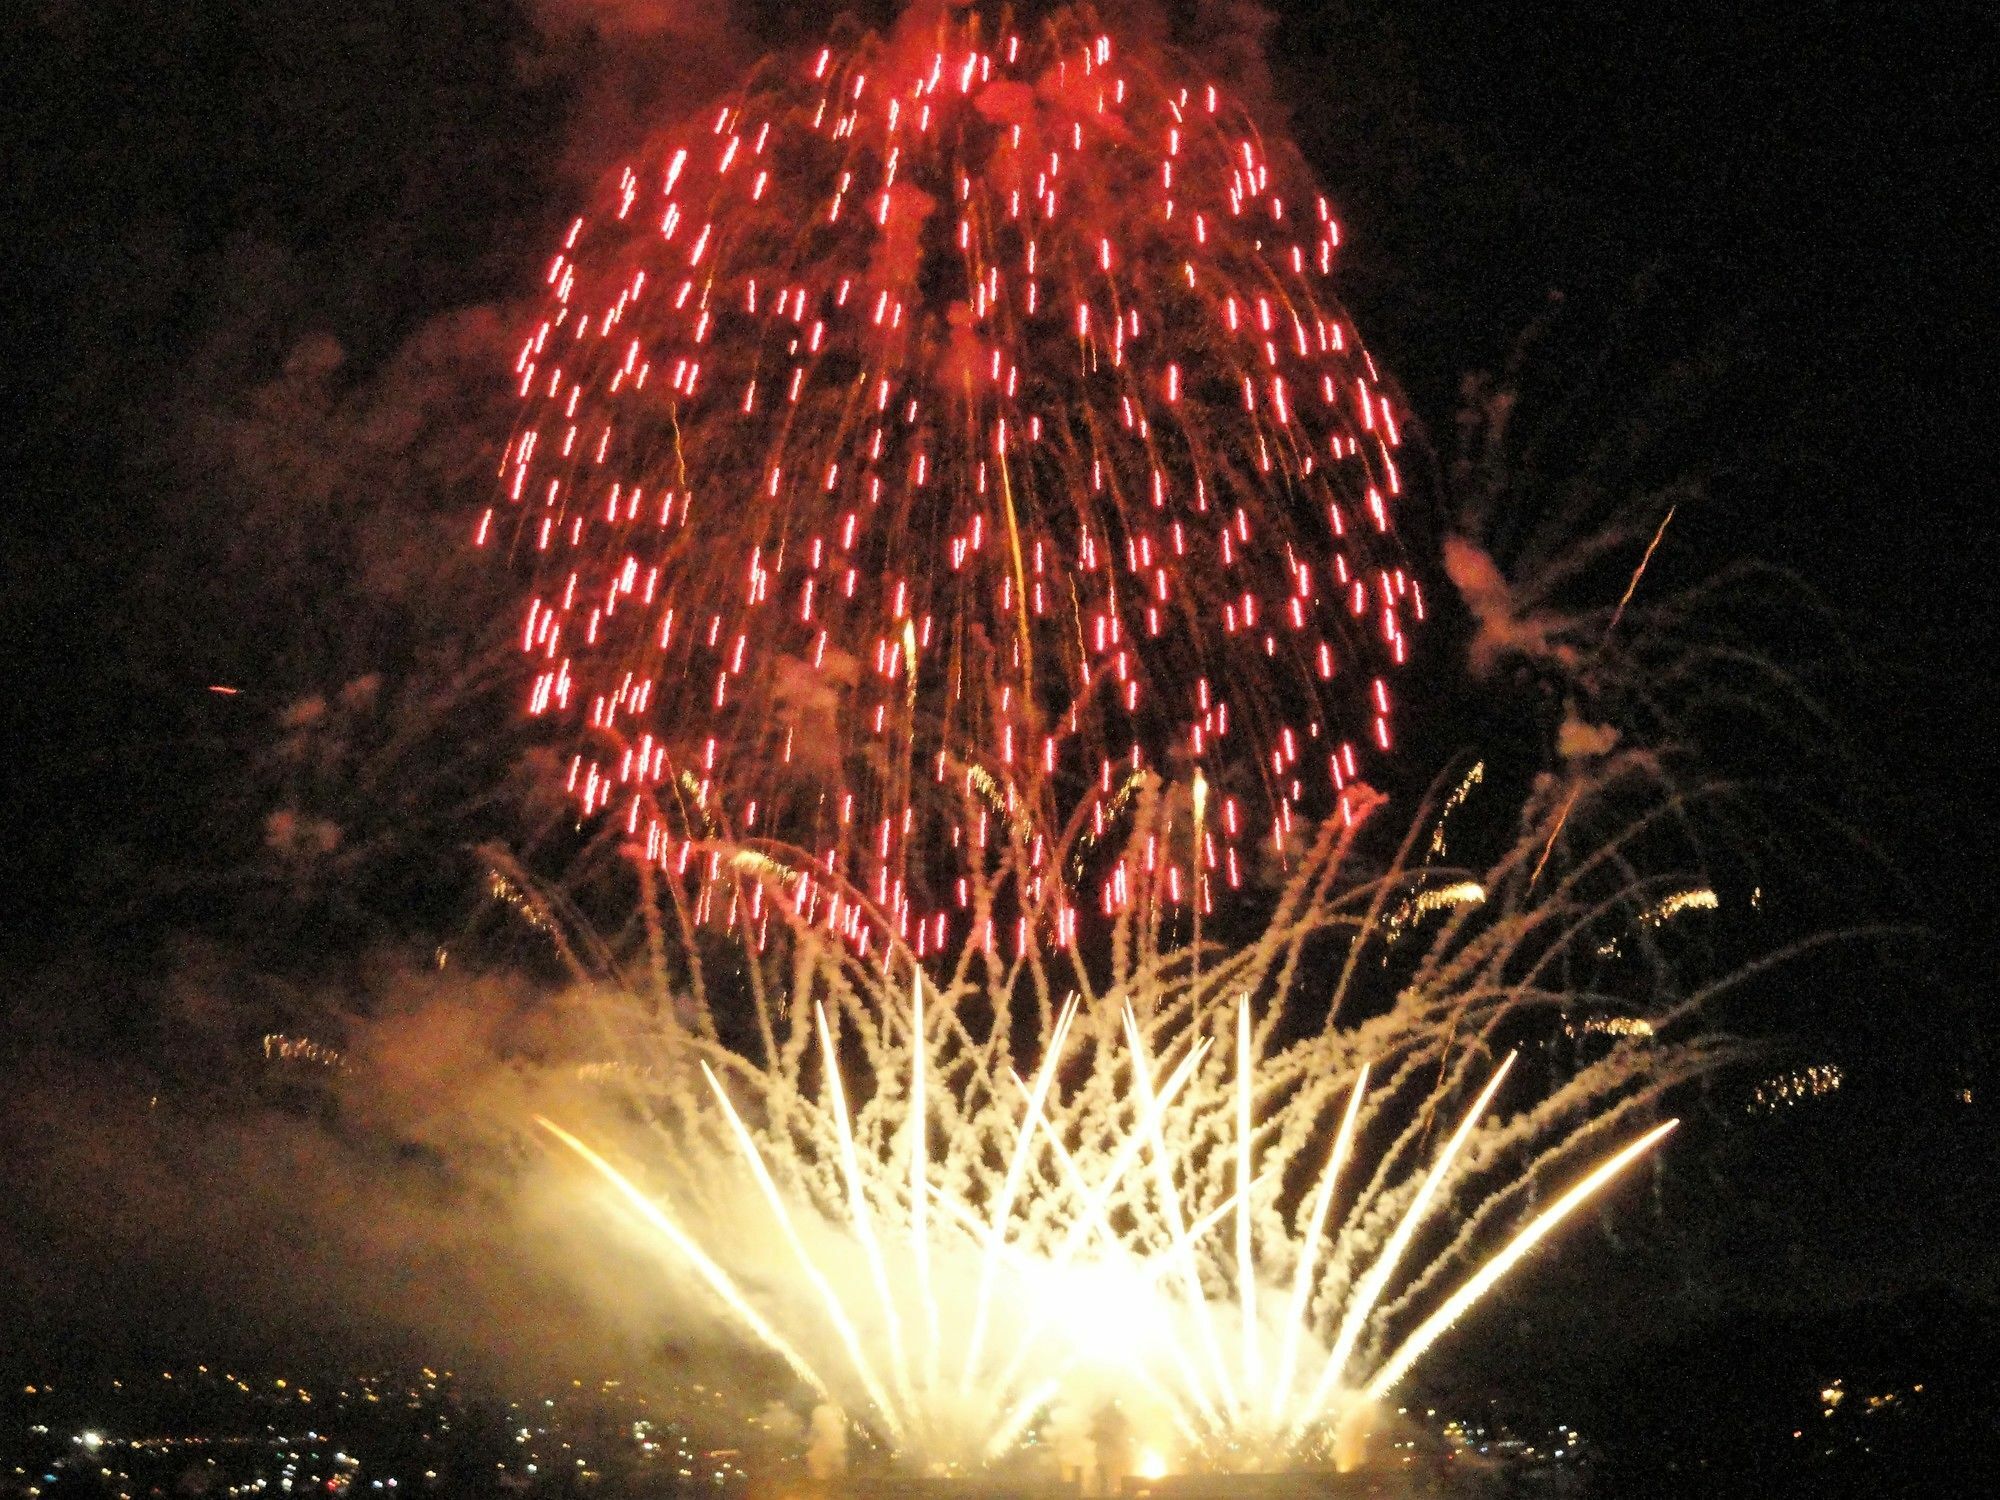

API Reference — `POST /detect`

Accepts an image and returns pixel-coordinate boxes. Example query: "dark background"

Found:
[3,0,1995,1482]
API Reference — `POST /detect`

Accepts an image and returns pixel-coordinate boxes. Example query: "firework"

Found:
[535,985,1673,1473]
[487,5,1419,953]
[461,5,1786,1484]
[521,751,1709,1476]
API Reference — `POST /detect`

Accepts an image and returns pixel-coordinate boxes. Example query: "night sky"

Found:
[2,0,1994,1451]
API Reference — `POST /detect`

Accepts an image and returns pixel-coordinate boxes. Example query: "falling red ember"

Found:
[486,6,1420,957]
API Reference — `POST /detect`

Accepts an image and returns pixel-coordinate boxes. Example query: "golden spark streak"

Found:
[533,1116,832,1401]
[1266,1062,1370,1425]
[1604,503,1677,645]
[698,1067,905,1440]
[814,1004,915,1418]
[1126,1006,1242,1422]
[1193,767,1210,910]
[908,971,939,1388]
[995,442,1036,698]
[1361,1120,1678,1402]
[1528,783,1581,890]
[1236,999,1260,1396]
[1292,1053,1517,1438]
[1151,1192,1255,1437]
[958,995,1080,1391]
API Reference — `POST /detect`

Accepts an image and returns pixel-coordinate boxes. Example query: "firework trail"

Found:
[487,4,1420,956]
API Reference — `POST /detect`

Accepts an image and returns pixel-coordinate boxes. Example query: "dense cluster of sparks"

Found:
[516,754,1709,1477]
[1747,1062,1844,1114]
[488,5,1418,956]
[539,996,1671,1473]
[261,1032,345,1069]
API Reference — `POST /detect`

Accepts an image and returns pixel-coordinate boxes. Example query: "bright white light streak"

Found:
[908,971,940,1387]
[1290,1053,1517,1438]
[1265,1062,1369,1424]
[698,1066,905,1439]
[1235,998,1259,1396]
[533,1115,833,1401]
[814,1004,915,1414]
[1361,1120,1678,1402]
[958,995,1080,1391]
[1126,1006,1242,1422]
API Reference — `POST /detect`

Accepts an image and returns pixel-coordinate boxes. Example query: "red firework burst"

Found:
[484,5,1420,956]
